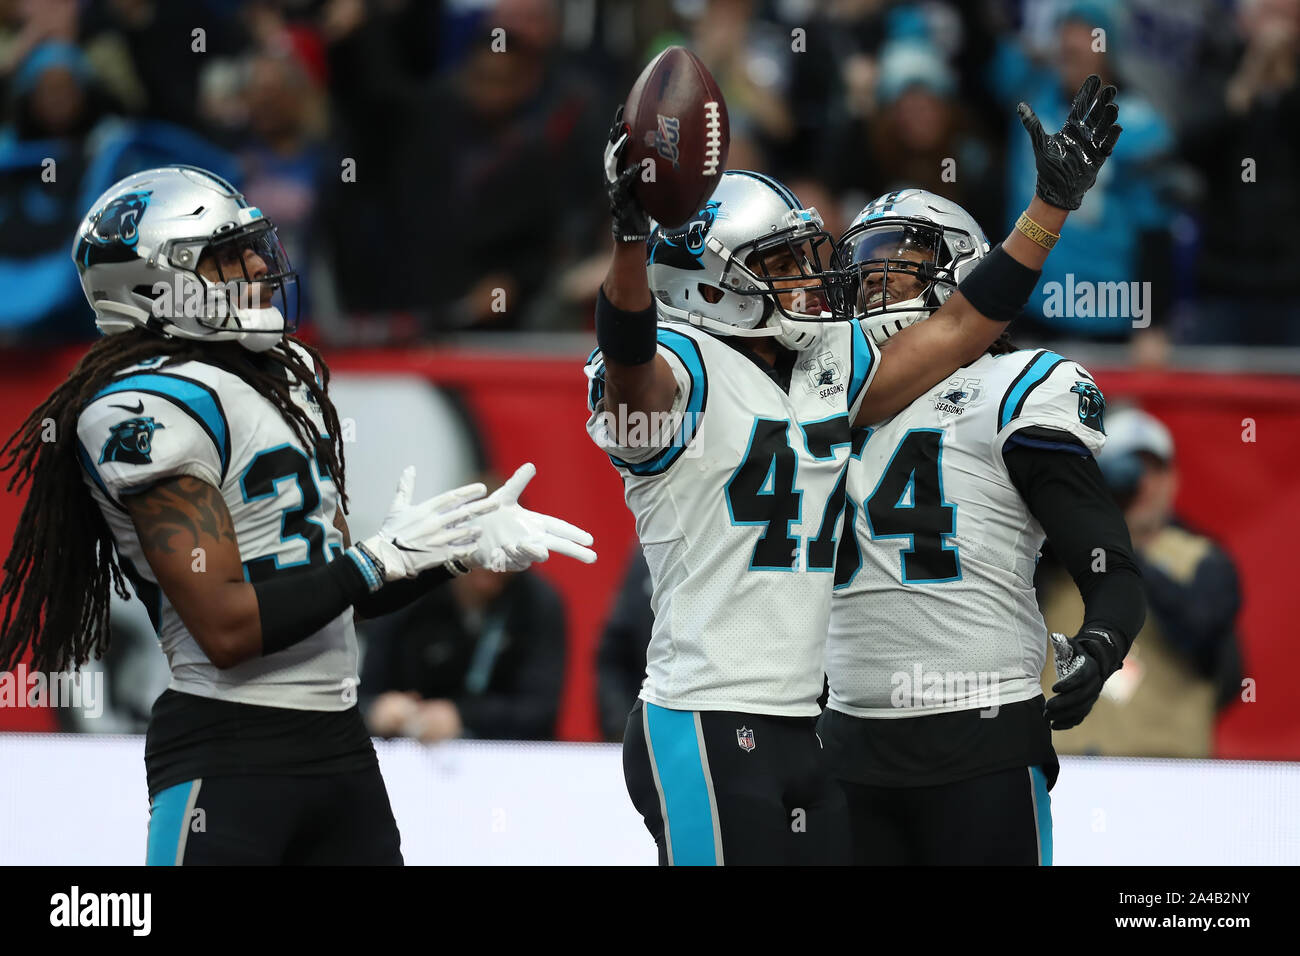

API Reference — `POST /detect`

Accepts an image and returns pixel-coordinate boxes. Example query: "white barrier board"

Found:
[0,734,1295,865]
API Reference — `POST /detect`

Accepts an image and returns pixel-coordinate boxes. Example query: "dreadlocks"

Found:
[987,329,1017,356]
[0,329,347,674]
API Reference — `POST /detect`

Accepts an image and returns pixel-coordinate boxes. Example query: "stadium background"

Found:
[0,0,1297,767]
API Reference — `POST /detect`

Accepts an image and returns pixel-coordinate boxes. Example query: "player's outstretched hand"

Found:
[1017,73,1122,211]
[357,467,498,582]
[1045,628,1124,730]
[604,105,651,244]
[466,463,598,573]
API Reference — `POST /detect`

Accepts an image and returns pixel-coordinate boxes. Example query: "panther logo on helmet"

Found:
[99,416,165,465]
[75,190,152,267]
[649,200,719,272]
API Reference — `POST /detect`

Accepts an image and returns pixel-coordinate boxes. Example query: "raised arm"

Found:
[855,75,1122,427]
[597,108,678,421]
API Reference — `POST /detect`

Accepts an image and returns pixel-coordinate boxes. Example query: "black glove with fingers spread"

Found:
[604,105,651,244]
[1017,73,1123,211]
[1046,626,1127,730]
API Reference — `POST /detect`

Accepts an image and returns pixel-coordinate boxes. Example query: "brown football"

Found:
[622,46,730,229]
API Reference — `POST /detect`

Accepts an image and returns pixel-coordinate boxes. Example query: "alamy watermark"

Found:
[150,274,265,321]
[891,664,1002,717]
[590,403,704,460]
[1040,275,1153,328]
[0,664,104,718]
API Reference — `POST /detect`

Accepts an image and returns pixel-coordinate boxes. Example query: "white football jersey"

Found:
[76,342,355,711]
[826,348,1107,717]
[586,320,880,716]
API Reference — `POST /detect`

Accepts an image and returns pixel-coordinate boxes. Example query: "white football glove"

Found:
[465,463,598,573]
[352,466,499,586]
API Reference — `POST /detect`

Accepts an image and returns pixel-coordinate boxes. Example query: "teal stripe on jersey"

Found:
[998,351,1065,431]
[1030,766,1053,866]
[94,372,230,476]
[644,704,720,865]
[847,319,875,410]
[146,779,201,866]
[608,328,707,477]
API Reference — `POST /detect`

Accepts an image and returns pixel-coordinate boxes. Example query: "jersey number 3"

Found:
[240,445,341,583]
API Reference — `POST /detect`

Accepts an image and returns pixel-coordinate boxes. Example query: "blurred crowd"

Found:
[1,0,1298,351]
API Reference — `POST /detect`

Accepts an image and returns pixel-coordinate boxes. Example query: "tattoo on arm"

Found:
[127,476,238,555]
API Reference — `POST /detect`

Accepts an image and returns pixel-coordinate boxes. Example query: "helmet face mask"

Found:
[647,171,855,351]
[838,190,989,345]
[717,211,854,325]
[843,220,947,316]
[173,219,300,342]
[73,165,299,352]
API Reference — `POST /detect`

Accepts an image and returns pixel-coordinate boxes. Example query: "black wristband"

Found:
[354,565,455,619]
[595,285,657,365]
[1077,623,1128,676]
[254,555,370,656]
[956,243,1041,323]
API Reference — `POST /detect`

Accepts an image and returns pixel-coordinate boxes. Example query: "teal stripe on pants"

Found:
[644,704,719,866]
[1030,766,1052,866]
[146,779,200,866]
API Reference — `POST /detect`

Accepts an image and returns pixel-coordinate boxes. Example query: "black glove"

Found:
[603,106,651,244]
[1017,73,1123,211]
[1045,626,1126,731]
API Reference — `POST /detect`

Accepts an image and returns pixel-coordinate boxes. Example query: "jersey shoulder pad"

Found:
[77,369,231,503]
[585,324,707,475]
[994,349,1106,455]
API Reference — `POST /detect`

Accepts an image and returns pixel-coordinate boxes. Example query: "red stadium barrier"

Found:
[0,346,1295,758]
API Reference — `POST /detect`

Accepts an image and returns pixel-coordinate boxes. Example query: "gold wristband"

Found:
[1016,211,1060,250]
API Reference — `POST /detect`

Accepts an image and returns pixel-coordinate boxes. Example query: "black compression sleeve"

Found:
[1003,436,1146,652]
[354,566,455,619]
[955,243,1041,323]
[595,286,657,365]
[253,554,371,656]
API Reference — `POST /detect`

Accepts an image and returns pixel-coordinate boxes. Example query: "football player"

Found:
[820,191,1144,862]
[0,165,596,865]
[592,76,1122,865]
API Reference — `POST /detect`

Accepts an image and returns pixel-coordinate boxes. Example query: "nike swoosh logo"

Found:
[111,401,144,414]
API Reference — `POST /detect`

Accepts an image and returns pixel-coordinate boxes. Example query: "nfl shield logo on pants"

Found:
[736,726,756,753]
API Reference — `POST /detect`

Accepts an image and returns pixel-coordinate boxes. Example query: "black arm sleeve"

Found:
[253,555,370,656]
[353,566,455,620]
[1003,432,1146,652]
[254,558,454,656]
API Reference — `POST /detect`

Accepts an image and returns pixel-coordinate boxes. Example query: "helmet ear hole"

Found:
[697,283,725,304]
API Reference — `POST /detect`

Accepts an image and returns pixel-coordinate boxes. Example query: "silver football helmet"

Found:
[646,170,853,351]
[71,165,298,353]
[839,189,989,345]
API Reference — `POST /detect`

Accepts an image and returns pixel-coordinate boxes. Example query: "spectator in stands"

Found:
[823,39,1002,234]
[231,42,329,310]
[0,40,119,339]
[987,1,1175,343]
[361,564,567,742]
[1180,0,1300,345]
[595,545,653,741]
[319,0,604,334]
[1038,407,1243,757]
